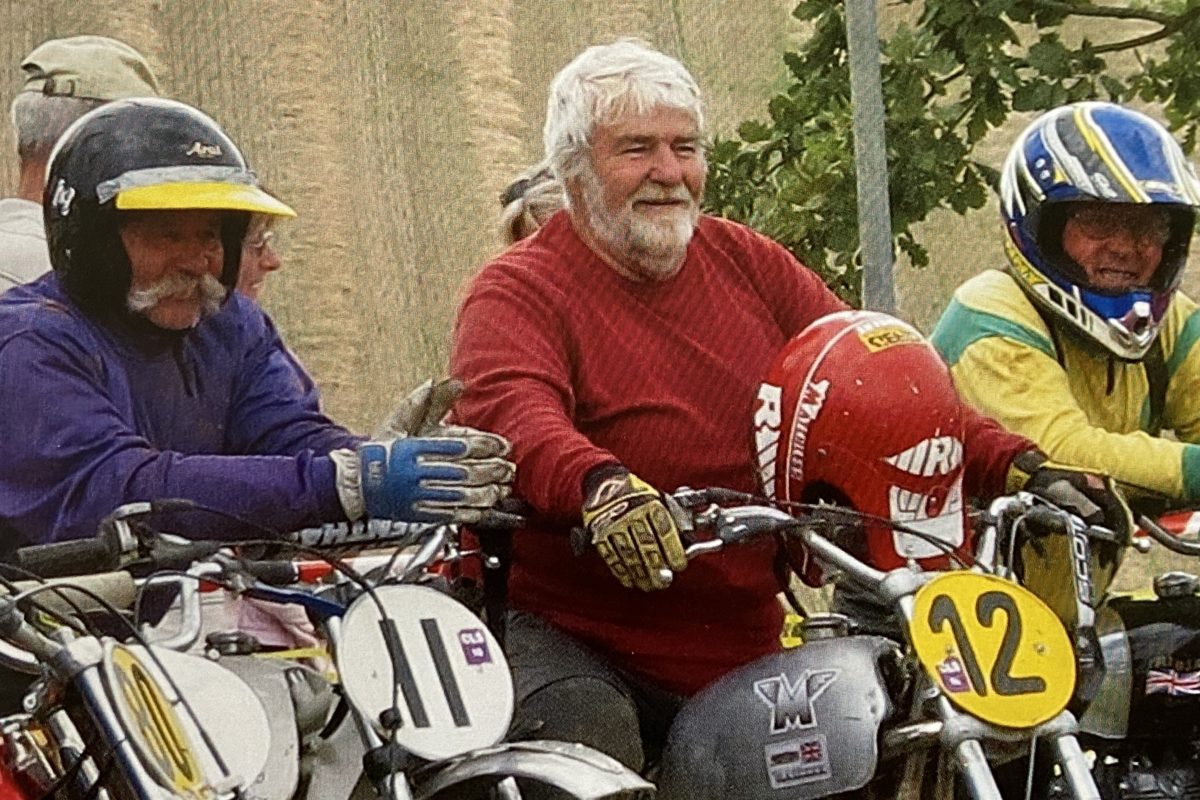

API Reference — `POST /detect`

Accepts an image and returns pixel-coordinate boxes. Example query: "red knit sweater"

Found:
[451,211,1028,695]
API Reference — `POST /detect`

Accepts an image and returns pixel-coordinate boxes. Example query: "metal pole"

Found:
[845,0,896,312]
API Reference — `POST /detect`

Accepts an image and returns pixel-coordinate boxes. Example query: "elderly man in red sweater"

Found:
[450,38,1074,772]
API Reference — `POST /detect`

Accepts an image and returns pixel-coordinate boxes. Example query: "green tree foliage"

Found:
[704,0,1200,305]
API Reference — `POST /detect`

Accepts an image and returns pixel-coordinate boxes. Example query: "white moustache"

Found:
[127,272,226,314]
[631,186,693,204]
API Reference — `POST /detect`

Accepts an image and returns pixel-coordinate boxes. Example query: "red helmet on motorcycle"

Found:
[753,310,971,584]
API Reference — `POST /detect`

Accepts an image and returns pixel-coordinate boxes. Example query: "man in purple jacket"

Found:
[0,97,514,549]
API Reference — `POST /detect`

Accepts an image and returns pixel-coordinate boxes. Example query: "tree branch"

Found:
[1036,0,1174,24]
[1090,4,1200,54]
[1091,26,1175,54]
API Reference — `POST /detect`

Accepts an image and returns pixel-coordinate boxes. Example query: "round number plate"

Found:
[908,572,1075,728]
[336,584,514,760]
[102,643,211,798]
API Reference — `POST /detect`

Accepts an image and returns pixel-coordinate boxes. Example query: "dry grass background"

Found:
[2,2,1195,588]
[0,0,804,431]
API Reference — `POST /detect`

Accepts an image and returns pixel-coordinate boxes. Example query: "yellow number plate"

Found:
[909,573,1075,728]
[105,645,210,799]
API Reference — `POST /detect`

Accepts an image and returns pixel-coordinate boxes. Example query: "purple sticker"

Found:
[938,655,972,694]
[459,628,492,665]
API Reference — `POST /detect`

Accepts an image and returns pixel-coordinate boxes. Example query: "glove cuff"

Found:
[330,448,366,522]
[581,462,628,500]
[1005,449,1048,494]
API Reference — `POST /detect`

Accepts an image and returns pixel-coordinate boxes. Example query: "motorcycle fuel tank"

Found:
[657,635,897,800]
[1081,594,1200,741]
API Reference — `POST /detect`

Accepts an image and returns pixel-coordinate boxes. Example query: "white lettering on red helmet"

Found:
[755,383,783,499]
[888,478,965,559]
[786,379,830,483]
[884,435,963,477]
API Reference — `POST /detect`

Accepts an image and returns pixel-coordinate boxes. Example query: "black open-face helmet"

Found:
[43,97,294,315]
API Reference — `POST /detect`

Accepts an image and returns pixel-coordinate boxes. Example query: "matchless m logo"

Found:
[754,668,839,735]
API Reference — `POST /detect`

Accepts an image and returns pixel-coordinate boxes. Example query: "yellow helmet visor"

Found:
[116,181,295,217]
[98,165,296,217]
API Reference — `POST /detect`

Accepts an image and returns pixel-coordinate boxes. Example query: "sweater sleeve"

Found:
[951,334,1200,501]
[450,266,617,521]
[960,403,1035,499]
[738,224,850,336]
[1164,305,1200,446]
[0,331,347,544]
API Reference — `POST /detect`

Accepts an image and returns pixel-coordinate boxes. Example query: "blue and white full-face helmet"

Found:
[1000,102,1200,359]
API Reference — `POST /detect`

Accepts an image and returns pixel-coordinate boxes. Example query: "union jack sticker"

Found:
[1145,668,1200,696]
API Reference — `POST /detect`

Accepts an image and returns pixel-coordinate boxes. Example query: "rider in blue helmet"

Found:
[931,101,1200,506]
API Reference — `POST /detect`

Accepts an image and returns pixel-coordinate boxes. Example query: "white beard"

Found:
[578,167,700,281]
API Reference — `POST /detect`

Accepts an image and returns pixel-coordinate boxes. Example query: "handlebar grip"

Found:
[1023,505,1071,537]
[4,572,138,615]
[241,560,300,586]
[10,536,119,579]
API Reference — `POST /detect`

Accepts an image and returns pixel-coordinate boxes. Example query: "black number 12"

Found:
[929,591,1046,697]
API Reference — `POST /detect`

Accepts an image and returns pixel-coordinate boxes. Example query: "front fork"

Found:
[934,693,1099,800]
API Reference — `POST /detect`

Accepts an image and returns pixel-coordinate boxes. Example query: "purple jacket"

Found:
[0,274,360,545]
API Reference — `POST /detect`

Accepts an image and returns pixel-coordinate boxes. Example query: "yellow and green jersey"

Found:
[931,269,1200,502]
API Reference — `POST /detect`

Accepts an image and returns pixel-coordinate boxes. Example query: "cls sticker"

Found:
[458,628,492,665]
[937,655,972,694]
[754,668,838,735]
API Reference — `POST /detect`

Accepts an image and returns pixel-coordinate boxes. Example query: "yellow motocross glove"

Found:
[581,471,687,591]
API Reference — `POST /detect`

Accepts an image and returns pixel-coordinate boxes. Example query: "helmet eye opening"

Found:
[1039,202,1190,297]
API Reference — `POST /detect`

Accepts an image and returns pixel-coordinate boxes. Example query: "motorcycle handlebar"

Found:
[570,485,895,593]
[9,491,527,581]
[11,535,121,580]
[1,571,139,616]
[1139,513,1200,556]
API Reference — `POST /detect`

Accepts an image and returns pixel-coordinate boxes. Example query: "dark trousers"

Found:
[504,610,686,774]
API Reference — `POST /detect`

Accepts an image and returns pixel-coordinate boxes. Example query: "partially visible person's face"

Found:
[573,105,705,281]
[237,218,282,301]
[120,210,226,330]
[1061,202,1169,292]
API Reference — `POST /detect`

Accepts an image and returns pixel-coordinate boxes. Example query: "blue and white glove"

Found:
[330,428,514,524]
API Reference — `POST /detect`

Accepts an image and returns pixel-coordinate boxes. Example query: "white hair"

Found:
[10,91,103,164]
[542,38,704,182]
